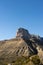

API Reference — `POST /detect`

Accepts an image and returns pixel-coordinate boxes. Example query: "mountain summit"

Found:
[16,28,31,40]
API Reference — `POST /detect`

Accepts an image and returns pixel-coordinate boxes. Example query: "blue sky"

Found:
[0,0,43,40]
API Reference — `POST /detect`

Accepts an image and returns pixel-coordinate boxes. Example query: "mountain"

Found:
[0,28,43,65]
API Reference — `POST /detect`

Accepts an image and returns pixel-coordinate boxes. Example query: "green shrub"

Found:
[31,55,40,65]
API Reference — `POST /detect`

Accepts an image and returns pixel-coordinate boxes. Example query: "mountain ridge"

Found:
[0,28,43,64]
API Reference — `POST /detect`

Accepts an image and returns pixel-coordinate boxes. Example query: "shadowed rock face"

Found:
[16,28,31,40]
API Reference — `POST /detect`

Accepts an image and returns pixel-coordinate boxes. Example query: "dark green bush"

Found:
[31,55,40,65]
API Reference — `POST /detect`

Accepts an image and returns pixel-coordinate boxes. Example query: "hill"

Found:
[0,28,43,65]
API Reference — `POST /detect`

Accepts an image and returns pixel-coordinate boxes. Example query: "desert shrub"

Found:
[31,55,40,65]
[11,56,30,65]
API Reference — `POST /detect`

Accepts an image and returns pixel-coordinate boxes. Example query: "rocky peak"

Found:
[16,28,31,40]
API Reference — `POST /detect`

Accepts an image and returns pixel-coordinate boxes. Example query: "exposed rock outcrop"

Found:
[16,28,31,40]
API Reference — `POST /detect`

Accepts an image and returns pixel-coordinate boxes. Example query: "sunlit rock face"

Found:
[16,28,31,40]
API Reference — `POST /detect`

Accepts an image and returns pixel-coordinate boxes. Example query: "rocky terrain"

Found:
[0,28,43,65]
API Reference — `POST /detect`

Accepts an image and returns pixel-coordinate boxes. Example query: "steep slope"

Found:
[0,38,29,58]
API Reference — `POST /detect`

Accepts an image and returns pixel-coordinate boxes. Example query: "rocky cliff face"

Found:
[0,28,43,63]
[16,28,31,40]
